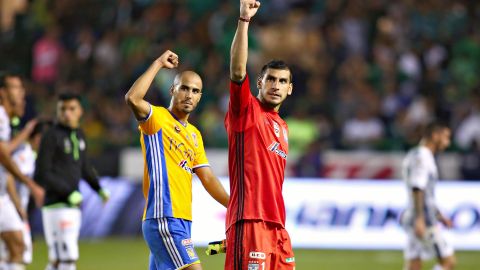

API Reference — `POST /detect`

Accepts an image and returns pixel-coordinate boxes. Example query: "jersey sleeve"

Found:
[229,74,254,117]
[407,153,429,189]
[192,131,210,171]
[139,105,163,135]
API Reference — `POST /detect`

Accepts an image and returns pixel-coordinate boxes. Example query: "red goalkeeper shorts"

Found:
[225,220,295,270]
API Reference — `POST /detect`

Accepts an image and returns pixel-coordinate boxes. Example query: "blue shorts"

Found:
[142,217,200,270]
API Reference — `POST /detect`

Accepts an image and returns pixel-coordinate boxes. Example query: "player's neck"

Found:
[256,96,281,112]
[420,140,437,154]
[168,107,189,125]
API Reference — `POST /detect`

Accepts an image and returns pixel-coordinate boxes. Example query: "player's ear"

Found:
[287,82,293,96]
[257,77,263,90]
[78,105,84,117]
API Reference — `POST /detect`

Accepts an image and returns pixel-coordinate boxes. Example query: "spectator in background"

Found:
[31,25,63,86]
[285,105,319,156]
[342,107,384,150]
[460,140,480,181]
[0,0,27,34]
[293,139,324,178]
[455,92,480,150]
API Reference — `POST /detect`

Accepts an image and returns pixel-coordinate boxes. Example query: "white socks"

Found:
[432,264,443,270]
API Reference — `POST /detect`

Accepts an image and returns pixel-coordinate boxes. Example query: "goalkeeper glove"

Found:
[68,191,83,206]
[205,239,226,255]
[99,188,110,202]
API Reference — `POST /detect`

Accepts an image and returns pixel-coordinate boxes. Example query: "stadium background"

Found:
[1,0,480,269]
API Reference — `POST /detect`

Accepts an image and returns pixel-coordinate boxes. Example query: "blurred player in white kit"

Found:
[401,122,456,270]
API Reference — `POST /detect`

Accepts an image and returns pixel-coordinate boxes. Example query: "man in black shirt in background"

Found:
[34,93,109,270]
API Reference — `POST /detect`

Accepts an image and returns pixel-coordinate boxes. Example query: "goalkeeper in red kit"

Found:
[219,1,296,269]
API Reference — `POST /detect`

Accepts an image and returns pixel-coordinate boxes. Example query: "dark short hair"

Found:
[257,60,292,83]
[58,92,81,103]
[0,71,21,88]
[423,121,449,139]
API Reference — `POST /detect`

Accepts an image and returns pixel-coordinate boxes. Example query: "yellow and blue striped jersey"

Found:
[139,105,209,221]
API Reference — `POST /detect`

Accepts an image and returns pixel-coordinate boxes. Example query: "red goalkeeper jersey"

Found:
[224,74,289,230]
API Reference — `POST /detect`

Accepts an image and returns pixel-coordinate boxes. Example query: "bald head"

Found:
[173,71,203,90]
[169,70,203,117]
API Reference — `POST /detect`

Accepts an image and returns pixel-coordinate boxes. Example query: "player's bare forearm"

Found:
[125,50,179,120]
[196,167,229,208]
[6,174,25,218]
[230,21,249,82]
[412,188,425,219]
[412,188,427,238]
[436,208,453,228]
[0,142,43,205]
[230,0,260,82]
[0,141,29,185]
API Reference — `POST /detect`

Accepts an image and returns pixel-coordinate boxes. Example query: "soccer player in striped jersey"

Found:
[125,50,229,270]
[225,1,296,269]
[401,122,456,270]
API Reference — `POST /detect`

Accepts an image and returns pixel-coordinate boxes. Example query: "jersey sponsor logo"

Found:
[249,251,266,259]
[182,238,193,246]
[179,160,193,174]
[168,137,194,162]
[79,139,86,151]
[267,142,287,159]
[273,121,280,137]
[64,138,72,154]
[59,220,74,229]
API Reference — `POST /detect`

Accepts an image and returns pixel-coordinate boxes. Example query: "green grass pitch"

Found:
[28,238,479,269]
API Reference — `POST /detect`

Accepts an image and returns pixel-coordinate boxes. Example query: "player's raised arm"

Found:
[230,0,260,82]
[125,50,179,120]
[195,166,229,208]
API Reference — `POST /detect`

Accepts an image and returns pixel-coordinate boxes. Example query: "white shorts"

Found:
[0,195,23,233]
[0,221,32,264]
[42,207,81,262]
[404,225,454,260]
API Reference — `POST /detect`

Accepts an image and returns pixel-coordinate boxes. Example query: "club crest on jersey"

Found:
[79,139,86,151]
[186,247,197,259]
[174,125,181,133]
[273,121,280,137]
[64,138,71,154]
[192,133,198,147]
[248,264,259,270]
[267,142,287,159]
[182,238,193,246]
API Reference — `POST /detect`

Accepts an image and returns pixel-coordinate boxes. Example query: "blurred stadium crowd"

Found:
[1,0,480,177]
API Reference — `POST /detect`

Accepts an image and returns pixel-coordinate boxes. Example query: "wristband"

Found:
[239,17,250,23]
